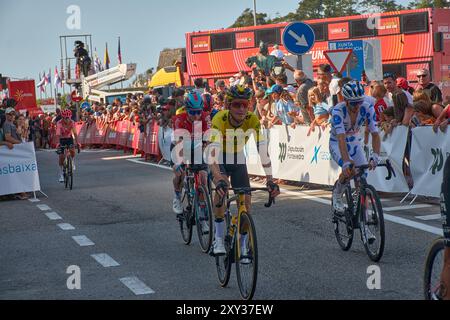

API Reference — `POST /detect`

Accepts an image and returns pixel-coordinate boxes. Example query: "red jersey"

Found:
[173,112,209,141]
[374,98,388,122]
[56,119,75,139]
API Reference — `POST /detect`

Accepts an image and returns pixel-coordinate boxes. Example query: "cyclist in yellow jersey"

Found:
[208,85,280,255]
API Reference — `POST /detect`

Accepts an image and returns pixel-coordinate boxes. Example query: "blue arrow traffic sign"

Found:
[282,22,316,55]
[80,101,91,110]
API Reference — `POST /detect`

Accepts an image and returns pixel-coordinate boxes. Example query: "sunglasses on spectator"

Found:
[417,74,427,78]
[230,101,249,109]
[187,109,202,116]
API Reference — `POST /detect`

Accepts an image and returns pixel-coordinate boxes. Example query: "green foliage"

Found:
[231,0,447,27]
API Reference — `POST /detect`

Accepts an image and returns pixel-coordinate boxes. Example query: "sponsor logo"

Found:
[279,142,287,163]
[430,148,449,175]
[0,163,38,176]
[311,146,321,164]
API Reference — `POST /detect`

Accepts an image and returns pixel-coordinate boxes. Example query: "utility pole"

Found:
[253,0,257,26]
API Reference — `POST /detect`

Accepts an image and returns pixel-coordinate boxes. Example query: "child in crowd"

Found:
[307,86,330,136]
[410,100,436,127]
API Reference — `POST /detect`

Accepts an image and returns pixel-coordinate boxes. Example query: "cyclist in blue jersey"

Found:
[330,81,381,242]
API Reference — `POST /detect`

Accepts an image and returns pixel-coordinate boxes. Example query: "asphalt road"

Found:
[0,148,442,300]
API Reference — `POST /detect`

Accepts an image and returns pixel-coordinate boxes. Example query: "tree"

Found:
[358,0,405,13]
[407,0,449,8]
[230,8,270,28]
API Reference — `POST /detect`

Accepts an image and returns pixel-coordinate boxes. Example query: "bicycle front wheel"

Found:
[360,185,385,262]
[236,212,258,300]
[179,181,193,245]
[424,238,445,300]
[195,186,213,253]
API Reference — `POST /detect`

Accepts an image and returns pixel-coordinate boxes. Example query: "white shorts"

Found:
[329,135,367,168]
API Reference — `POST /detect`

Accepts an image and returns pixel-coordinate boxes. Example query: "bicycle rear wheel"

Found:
[216,211,232,287]
[195,186,213,253]
[424,238,445,300]
[236,212,258,300]
[179,180,193,245]
[360,185,385,262]
[332,184,354,251]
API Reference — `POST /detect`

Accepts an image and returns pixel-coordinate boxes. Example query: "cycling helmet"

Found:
[61,109,72,119]
[341,81,365,102]
[225,85,253,103]
[184,91,203,110]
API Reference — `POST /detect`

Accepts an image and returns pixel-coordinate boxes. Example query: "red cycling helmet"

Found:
[61,109,72,119]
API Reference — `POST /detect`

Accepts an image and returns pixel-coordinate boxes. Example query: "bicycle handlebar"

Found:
[354,159,396,180]
[214,187,275,209]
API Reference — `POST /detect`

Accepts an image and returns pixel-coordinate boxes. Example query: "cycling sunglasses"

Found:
[230,101,249,109]
[348,100,363,107]
[187,109,202,116]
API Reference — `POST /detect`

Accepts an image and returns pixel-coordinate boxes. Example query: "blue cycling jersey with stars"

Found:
[330,101,378,139]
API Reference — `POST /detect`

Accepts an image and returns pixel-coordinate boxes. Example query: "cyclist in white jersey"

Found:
[330,81,381,215]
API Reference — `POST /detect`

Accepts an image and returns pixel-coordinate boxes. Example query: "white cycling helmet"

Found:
[341,81,365,102]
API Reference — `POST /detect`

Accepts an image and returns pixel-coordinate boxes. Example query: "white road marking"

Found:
[72,235,95,246]
[57,223,75,230]
[101,155,141,161]
[384,214,443,236]
[37,204,51,211]
[91,254,120,267]
[126,159,172,171]
[415,214,442,221]
[45,212,63,220]
[383,204,433,212]
[119,277,155,295]
[250,182,442,236]
[28,198,40,203]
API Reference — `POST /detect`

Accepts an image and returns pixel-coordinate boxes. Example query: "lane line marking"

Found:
[126,159,172,171]
[383,204,433,212]
[91,254,120,267]
[384,214,443,236]
[72,235,95,246]
[37,204,51,211]
[415,214,442,221]
[119,277,155,295]
[102,155,141,161]
[45,212,63,220]
[57,223,75,230]
[252,182,443,236]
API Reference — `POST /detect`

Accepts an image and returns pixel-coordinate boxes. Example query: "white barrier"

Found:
[158,126,173,162]
[246,125,410,191]
[410,127,450,197]
[0,142,41,196]
[362,125,410,193]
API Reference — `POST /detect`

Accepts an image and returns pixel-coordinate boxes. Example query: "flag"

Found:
[94,48,103,73]
[104,42,110,70]
[54,66,62,87]
[118,37,122,64]
[37,72,45,92]
[67,60,71,80]
[47,69,51,87]
[43,71,49,86]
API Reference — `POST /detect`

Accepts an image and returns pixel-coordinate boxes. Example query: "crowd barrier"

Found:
[56,120,449,198]
[0,142,41,196]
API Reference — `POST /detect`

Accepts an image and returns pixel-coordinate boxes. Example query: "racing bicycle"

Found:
[332,160,395,262]
[423,237,446,300]
[212,187,275,300]
[178,165,214,253]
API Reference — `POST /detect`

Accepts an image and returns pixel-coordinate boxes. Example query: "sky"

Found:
[0,0,410,87]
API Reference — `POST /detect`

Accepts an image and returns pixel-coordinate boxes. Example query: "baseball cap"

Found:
[264,84,283,99]
[416,68,429,76]
[396,77,409,90]
[5,107,15,114]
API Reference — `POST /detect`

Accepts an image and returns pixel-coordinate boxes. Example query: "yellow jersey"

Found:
[210,110,264,154]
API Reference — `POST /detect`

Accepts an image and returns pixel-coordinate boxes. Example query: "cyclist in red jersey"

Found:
[171,91,210,218]
[56,110,80,183]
